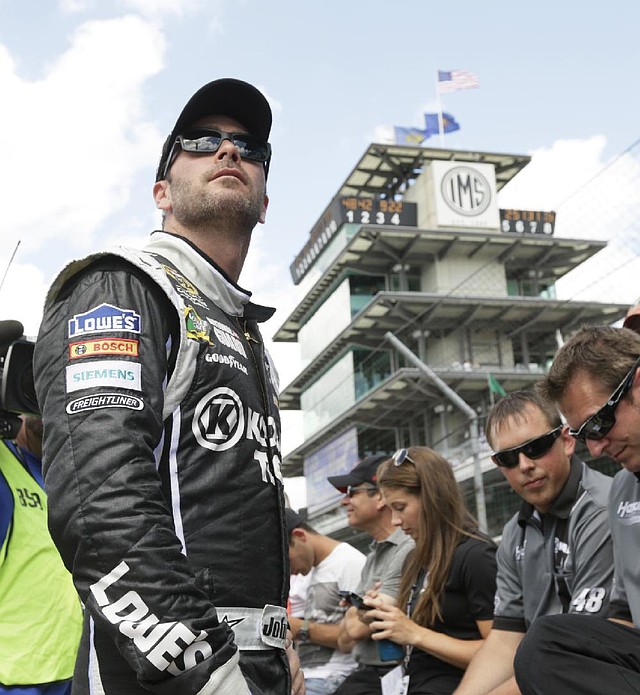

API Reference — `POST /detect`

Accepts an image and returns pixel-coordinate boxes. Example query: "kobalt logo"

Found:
[193,387,245,451]
[441,166,491,216]
[90,561,212,675]
[192,387,283,484]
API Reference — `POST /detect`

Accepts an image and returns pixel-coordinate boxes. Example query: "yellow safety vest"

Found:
[0,441,82,685]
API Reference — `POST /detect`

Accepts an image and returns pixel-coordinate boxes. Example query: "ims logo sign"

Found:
[441,166,492,216]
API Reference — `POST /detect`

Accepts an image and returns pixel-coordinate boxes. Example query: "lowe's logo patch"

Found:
[68,303,141,338]
[66,360,142,393]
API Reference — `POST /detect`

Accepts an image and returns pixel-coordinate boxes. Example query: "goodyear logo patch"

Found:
[65,360,142,393]
[68,304,141,338]
[70,338,139,359]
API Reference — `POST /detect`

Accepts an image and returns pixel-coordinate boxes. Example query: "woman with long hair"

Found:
[364,446,497,695]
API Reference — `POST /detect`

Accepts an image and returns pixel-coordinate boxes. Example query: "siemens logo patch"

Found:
[66,393,144,414]
[68,303,141,338]
[66,360,142,393]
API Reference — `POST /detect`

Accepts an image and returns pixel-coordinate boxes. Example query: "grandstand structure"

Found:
[274,142,629,539]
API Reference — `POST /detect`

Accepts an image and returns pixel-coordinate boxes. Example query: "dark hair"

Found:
[537,325,640,403]
[485,390,561,449]
[377,447,486,626]
[287,521,317,545]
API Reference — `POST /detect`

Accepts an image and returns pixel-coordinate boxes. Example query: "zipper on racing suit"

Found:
[237,317,290,617]
[238,318,278,484]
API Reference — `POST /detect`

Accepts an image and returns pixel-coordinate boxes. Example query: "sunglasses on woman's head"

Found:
[393,449,415,466]
[491,426,562,468]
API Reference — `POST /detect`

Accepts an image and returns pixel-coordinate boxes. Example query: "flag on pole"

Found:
[424,112,460,135]
[487,374,507,401]
[393,126,429,145]
[437,69,479,93]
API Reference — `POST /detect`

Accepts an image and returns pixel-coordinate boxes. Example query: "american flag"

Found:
[437,69,479,93]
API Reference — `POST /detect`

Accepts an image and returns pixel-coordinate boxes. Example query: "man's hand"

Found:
[288,616,303,638]
[286,629,305,695]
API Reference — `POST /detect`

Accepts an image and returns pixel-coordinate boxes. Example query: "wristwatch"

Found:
[297,618,310,643]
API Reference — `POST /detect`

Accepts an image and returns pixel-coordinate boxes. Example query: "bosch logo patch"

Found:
[69,338,139,359]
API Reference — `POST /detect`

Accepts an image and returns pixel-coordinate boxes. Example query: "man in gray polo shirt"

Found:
[327,454,415,695]
[455,391,613,695]
[514,326,640,694]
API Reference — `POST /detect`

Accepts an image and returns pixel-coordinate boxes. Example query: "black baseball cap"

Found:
[623,312,640,334]
[327,453,389,493]
[285,508,306,535]
[156,78,272,181]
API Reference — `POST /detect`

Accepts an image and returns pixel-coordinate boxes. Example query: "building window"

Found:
[353,348,392,400]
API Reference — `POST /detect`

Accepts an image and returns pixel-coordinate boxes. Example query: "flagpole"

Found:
[435,70,444,147]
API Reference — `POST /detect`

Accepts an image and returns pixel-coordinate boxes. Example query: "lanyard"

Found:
[403,569,428,669]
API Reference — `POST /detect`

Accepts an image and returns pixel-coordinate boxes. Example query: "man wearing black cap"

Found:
[327,455,414,695]
[34,79,300,695]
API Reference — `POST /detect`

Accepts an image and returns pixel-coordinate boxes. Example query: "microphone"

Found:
[0,320,24,348]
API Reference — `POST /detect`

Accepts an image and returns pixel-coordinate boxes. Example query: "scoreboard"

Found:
[290,196,417,284]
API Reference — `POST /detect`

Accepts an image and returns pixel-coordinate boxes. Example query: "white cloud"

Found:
[0,258,49,337]
[0,15,165,257]
[121,0,221,20]
[498,136,608,210]
[372,125,395,144]
[58,0,92,13]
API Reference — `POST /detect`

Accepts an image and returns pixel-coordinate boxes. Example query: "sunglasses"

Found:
[568,357,640,442]
[345,485,378,498]
[491,426,562,468]
[162,128,272,180]
[393,449,415,466]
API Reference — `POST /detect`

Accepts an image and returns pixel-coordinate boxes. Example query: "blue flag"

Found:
[393,126,429,145]
[424,112,460,135]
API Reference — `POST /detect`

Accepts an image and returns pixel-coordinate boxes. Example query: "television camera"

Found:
[0,320,38,439]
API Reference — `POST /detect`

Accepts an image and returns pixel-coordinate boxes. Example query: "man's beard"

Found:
[169,175,264,234]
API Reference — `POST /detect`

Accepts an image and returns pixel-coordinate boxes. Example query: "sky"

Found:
[1,0,639,508]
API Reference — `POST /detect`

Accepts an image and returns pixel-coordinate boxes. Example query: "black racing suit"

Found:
[34,231,290,695]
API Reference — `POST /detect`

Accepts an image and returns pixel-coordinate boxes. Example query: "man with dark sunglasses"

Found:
[513,326,640,694]
[455,391,613,695]
[326,455,414,695]
[34,79,302,695]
